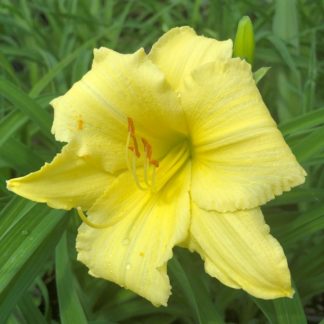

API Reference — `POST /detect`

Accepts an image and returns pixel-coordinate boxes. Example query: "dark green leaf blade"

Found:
[0,197,68,322]
[56,231,88,324]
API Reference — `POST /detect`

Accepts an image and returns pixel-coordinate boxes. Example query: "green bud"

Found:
[233,16,255,65]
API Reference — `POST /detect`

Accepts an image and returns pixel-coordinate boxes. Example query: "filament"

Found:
[125,131,132,172]
[131,154,146,190]
[143,156,150,186]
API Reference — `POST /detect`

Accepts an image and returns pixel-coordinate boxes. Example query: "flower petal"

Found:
[52,47,187,172]
[186,204,293,299]
[6,143,113,210]
[149,26,232,89]
[181,58,306,212]
[76,163,191,306]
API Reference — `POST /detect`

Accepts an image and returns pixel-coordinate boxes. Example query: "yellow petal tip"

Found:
[284,287,295,299]
[6,179,19,191]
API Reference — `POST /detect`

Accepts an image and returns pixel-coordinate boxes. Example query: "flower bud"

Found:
[234,16,255,64]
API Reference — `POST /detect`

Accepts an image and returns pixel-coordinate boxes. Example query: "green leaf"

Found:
[1,138,44,173]
[0,197,68,322]
[56,231,88,324]
[291,126,324,161]
[95,298,179,323]
[16,292,47,324]
[279,108,324,135]
[266,35,299,75]
[277,203,324,244]
[0,78,52,140]
[253,285,306,324]
[169,250,224,324]
[254,67,271,84]
[273,0,299,49]
[267,188,324,206]
[29,34,105,98]
[0,111,28,148]
[0,52,21,85]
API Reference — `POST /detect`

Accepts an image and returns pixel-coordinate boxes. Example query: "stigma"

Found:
[126,117,159,191]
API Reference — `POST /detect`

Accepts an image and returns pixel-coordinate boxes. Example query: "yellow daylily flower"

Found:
[7,27,306,306]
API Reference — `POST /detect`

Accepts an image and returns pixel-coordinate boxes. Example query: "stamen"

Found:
[127,117,135,135]
[127,118,140,158]
[143,155,149,186]
[141,138,151,187]
[141,138,152,159]
[131,154,146,190]
[141,137,159,190]
[131,137,140,158]
[141,138,159,168]
[126,118,145,190]
[150,159,159,168]
[126,119,159,191]
[125,131,132,172]
[126,139,145,190]
[77,207,110,229]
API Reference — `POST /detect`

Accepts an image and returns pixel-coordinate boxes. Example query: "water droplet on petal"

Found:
[126,263,131,270]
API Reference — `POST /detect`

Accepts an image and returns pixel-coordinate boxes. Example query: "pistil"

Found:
[77,207,111,229]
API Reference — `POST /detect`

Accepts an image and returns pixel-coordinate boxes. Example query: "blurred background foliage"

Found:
[0,0,324,323]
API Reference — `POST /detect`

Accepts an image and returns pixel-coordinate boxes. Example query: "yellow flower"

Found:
[7,27,306,306]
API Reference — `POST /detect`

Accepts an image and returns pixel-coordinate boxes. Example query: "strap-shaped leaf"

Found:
[0,197,68,322]
[253,284,306,324]
[56,231,88,324]
[169,249,224,324]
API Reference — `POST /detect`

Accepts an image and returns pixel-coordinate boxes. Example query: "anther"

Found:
[141,138,159,168]
[126,118,145,190]
[76,207,111,229]
[150,159,159,168]
[141,138,152,159]
[141,137,159,191]
[127,117,135,135]
[127,118,140,158]
[131,138,140,158]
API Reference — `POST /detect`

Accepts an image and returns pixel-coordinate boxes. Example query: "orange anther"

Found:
[127,117,140,157]
[141,137,149,147]
[132,137,140,158]
[150,159,159,168]
[128,117,135,135]
[128,138,140,158]
[141,138,152,159]
[128,142,140,158]
[141,137,159,167]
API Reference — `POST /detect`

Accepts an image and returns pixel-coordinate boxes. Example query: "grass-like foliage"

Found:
[1,0,324,323]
